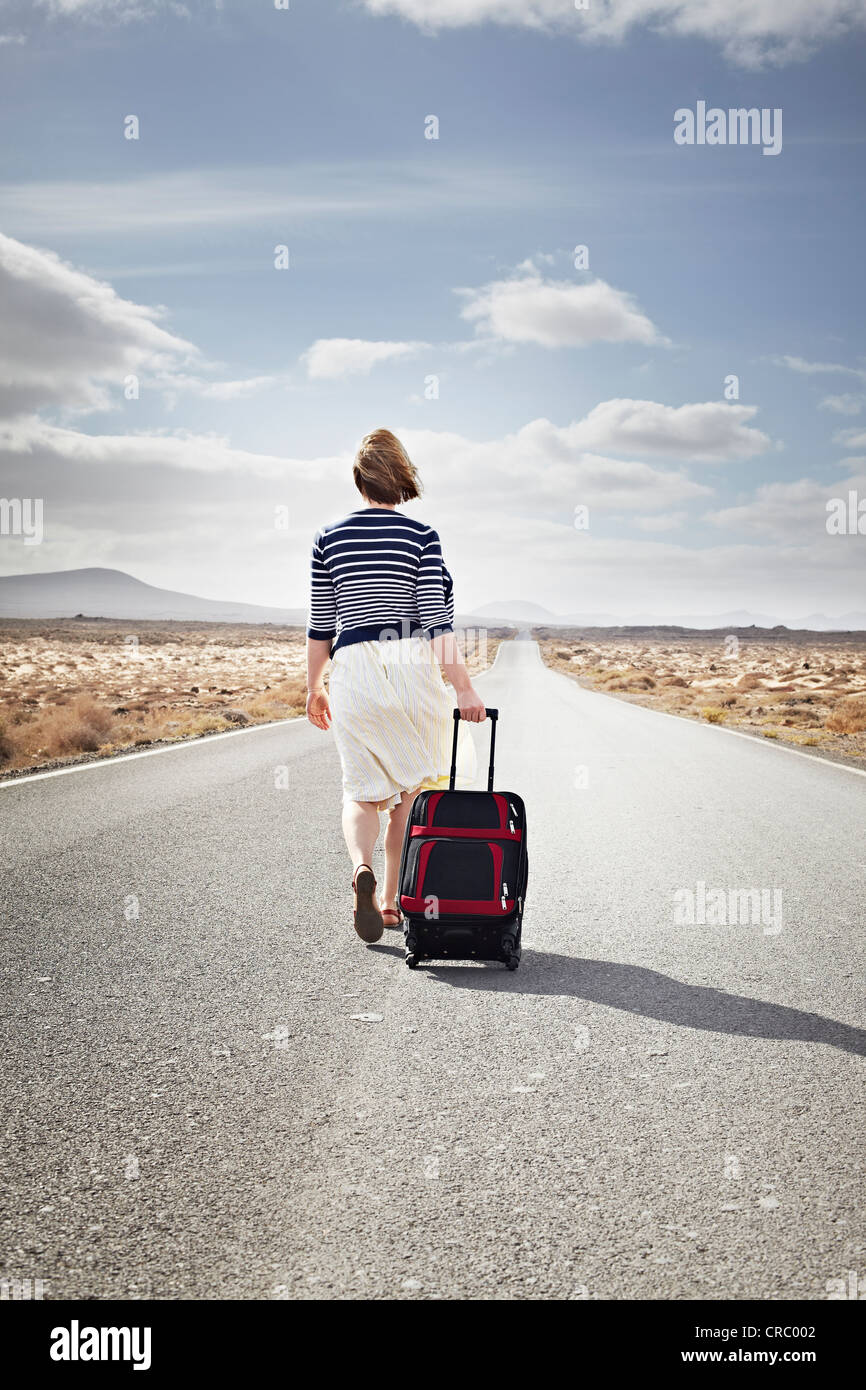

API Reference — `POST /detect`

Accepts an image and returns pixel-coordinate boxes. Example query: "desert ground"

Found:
[538,628,866,765]
[3,620,863,778]
[0,620,508,777]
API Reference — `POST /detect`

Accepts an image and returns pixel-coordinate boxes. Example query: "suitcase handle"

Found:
[450,707,498,792]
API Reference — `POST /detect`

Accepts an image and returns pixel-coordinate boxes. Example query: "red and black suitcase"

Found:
[398,708,528,970]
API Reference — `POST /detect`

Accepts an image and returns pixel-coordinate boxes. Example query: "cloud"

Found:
[0,163,568,239]
[457,267,663,349]
[820,394,866,415]
[185,375,277,400]
[434,511,861,620]
[1,406,856,622]
[359,0,866,67]
[706,469,866,539]
[561,398,771,462]
[0,234,283,417]
[633,512,687,532]
[0,233,197,417]
[31,0,166,16]
[400,421,711,517]
[302,269,664,375]
[149,372,281,406]
[301,338,429,380]
[0,416,330,479]
[0,230,850,620]
[22,0,866,67]
[770,354,866,381]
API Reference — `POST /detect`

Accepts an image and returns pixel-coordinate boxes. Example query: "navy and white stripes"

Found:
[307,508,455,652]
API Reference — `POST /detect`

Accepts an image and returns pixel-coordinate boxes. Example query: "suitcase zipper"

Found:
[424,792,515,832]
[405,838,514,917]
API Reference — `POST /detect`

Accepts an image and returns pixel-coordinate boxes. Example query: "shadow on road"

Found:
[368,942,404,958]
[426,953,866,1056]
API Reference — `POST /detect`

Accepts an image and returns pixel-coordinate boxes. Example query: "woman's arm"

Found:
[306,530,337,731]
[430,632,486,723]
[418,530,486,722]
[306,637,332,730]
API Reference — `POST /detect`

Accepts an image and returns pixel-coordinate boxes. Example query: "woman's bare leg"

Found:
[381,789,417,909]
[342,799,380,875]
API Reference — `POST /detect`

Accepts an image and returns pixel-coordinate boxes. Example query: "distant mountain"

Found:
[0,568,306,624]
[471,600,561,622]
[3,569,863,632]
[463,600,866,631]
[800,611,866,632]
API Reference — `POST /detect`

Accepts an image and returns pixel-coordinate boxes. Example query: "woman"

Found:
[305,428,486,944]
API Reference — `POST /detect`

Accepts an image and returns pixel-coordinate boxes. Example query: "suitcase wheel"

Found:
[405,953,419,970]
[502,933,520,971]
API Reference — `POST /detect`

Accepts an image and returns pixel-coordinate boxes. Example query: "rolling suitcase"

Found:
[398,708,528,970]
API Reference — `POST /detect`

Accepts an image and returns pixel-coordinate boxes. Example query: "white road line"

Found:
[0,716,305,789]
[545,662,866,779]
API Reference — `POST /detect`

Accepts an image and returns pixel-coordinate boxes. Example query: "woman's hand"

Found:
[456,686,487,723]
[306,688,332,731]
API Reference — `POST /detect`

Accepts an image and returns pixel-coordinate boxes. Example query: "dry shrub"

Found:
[35,695,116,756]
[269,674,308,715]
[171,713,231,738]
[607,675,656,691]
[0,718,15,765]
[244,701,280,720]
[701,706,726,723]
[734,672,764,691]
[660,675,688,687]
[596,668,629,684]
[826,695,866,734]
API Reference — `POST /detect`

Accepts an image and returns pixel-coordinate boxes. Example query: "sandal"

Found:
[381,905,403,930]
[352,864,384,943]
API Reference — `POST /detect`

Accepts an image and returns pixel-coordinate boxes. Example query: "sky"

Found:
[0,0,865,623]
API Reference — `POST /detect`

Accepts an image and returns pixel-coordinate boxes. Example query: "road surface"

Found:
[1,640,863,1300]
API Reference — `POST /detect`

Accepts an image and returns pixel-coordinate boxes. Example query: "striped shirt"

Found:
[307,508,455,653]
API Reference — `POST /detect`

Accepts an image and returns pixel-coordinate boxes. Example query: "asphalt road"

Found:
[1,639,863,1301]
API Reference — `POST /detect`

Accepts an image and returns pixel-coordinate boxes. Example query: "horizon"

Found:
[1,563,865,631]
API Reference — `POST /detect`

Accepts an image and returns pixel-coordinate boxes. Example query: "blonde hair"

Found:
[353,429,422,505]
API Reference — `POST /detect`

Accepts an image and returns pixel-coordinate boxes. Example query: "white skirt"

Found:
[328,636,477,811]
